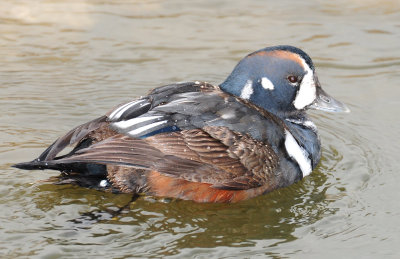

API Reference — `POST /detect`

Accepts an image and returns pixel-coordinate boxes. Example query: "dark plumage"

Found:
[13,46,349,203]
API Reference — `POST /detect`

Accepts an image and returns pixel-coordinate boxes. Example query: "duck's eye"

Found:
[287,75,299,84]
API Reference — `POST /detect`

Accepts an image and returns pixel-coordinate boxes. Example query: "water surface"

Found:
[1,0,400,258]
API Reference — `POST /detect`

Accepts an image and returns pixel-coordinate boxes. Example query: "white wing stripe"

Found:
[109,101,136,119]
[109,99,147,120]
[112,115,164,129]
[128,120,168,136]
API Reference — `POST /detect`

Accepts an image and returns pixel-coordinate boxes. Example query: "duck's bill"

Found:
[309,87,350,113]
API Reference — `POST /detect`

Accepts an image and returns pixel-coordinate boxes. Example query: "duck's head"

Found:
[220,45,349,117]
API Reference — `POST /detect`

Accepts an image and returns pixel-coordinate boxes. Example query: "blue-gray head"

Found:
[220,45,349,116]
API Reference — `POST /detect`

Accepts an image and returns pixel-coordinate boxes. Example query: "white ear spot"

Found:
[240,80,253,99]
[284,130,312,177]
[293,59,317,110]
[261,77,274,90]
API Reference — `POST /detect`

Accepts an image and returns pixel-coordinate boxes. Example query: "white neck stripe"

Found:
[284,130,312,177]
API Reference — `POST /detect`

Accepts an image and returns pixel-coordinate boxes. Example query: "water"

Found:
[1,0,400,258]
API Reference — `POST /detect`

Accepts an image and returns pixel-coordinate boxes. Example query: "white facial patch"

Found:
[240,80,253,99]
[261,77,274,90]
[293,59,317,110]
[284,130,312,177]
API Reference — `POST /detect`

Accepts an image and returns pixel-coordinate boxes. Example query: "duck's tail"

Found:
[12,157,107,176]
[12,159,58,170]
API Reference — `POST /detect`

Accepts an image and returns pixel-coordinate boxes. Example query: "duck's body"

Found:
[14,46,348,203]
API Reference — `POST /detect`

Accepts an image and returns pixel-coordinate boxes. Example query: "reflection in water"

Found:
[27,161,335,256]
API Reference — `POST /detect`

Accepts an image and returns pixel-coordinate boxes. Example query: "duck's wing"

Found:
[35,115,109,162]
[15,81,282,190]
[50,126,279,190]
[15,82,204,167]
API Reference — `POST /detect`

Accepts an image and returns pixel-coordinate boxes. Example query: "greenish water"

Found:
[1,0,400,258]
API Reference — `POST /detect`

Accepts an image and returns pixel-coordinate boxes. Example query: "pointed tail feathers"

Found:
[12,159,68,171]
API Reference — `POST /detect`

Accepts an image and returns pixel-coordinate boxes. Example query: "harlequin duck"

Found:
[14,45,349,203]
